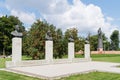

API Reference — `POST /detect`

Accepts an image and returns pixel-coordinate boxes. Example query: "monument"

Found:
[45,30,52,41]
[6,28,91,68]
[45,30,53,63]
[68,34,74,61]
[97,28,103,53]
[11,25,23,63]
[11,25,23,37]
[84,33,90,59]
[85,33,90,44]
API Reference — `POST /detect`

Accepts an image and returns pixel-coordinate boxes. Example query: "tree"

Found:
[110,30,119,50]
[23,20,60,59]
[90,35,98,51]
[0,15,25,55]
[64,28,81,52]
[53,28,64,58]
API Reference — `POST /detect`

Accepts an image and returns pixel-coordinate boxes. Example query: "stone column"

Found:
[12,37,22,62]
[84,44,90,59]
[68,42,74,60]
[45,41,53,63]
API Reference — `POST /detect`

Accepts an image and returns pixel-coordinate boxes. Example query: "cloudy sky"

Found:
[0,0,120,38]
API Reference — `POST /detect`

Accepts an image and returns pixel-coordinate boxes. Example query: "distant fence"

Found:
[76,51,120,54]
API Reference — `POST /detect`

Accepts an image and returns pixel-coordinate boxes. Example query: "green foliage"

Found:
[23,20,48,59]
[90,35,98,51]
[23,20,66,59]
[53,28,65,58]
[64,28,84,52]
[110,30,119,50]
[0,15,25,55]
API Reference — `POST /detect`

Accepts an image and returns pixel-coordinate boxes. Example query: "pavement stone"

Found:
[4,61,120,79]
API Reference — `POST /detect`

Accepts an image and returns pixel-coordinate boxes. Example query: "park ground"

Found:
[1,54,120,80]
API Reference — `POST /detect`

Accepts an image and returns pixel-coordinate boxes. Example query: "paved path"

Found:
[5,61,120,79]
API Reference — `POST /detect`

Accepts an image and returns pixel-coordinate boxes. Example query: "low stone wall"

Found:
[6,58,91,68]
[91,51,120,54]
[76,51,120,54]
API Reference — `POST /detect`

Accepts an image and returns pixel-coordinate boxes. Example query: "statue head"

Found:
[11,25,23,37]
[45,30,52,40]
[68,34,74,42]
[15,25,20,32]
[85,33,90,44]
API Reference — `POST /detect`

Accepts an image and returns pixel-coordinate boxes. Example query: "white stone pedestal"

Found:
[12,37,22,62]
[68,42,74,60]
[84,44,90,59]
[45,41,53,63]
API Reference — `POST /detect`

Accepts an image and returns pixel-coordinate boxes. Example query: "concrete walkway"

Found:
[5,61,120,79]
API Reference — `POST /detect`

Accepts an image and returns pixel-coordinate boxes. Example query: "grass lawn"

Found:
[0,55,32,68]
[74,54,120,63]
[0,58,11,68]
[0,70,41,80]
[1,54,120,68]
[92,54,120,63]
[60,71,120,80]
[1,54,120,80]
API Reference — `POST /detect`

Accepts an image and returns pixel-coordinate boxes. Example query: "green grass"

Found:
[1,54,120,80]
[75,54,84,58]
[1,70,120,80]
[92,54,120,63]
[0,58,11,68]
[0,55,32,68]
[1,54,120,68]
[74,54,120,63]
[60,71,120,80]
[63,54,84,58]
[22,55,32,60]
[0,70,41,80]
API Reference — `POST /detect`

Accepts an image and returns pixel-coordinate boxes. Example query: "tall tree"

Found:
[23,20,59,59]
[64,28,81,52]
[0,15,25,55]
[110,30,119,50]
[53,28,64,58]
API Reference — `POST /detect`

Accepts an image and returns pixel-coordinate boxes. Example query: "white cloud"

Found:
[42,0,117,37]
[5,0,119,38]
[11,10,36,26]
[106,17,114,22]
[0,14,4,17]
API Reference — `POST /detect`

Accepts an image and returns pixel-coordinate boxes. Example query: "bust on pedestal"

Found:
[11,25,23,63]
[84,33,91,59]
[68,35,74,61]
[45,30,53,63]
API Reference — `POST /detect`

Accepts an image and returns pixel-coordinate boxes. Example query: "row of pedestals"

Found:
[12,37,91,63]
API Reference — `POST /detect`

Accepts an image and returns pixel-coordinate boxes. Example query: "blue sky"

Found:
[82,0,120,25]
[0,0,120,38]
